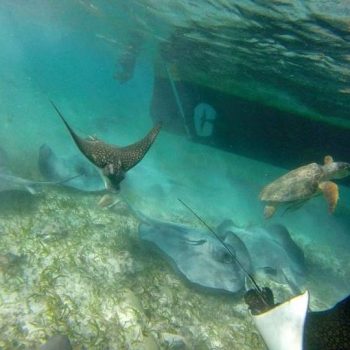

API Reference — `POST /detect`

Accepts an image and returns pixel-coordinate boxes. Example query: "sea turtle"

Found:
[260,155,350,218]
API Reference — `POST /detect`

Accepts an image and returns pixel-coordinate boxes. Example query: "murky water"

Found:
[0,1,349,349]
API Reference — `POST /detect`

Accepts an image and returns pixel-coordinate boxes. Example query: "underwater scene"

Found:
[1,1,350,349]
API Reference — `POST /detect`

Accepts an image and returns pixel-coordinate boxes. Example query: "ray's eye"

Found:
[221,252,233,264]
[214,248,233,264]
[263,267,277,276]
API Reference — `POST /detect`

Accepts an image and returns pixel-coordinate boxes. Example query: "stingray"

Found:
[0,172,45,194]
[217,220,306,293]
[0,147,77,194]
[0,169,80,194]
[137,211,251,293]
[137,212,305,294]
[38,143,105,192]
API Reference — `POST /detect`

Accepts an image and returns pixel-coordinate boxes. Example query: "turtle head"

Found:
[324,161,350,179]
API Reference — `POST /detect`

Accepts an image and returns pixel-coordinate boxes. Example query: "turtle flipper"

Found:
[319,181,339,213]
[264,204,276,219]
[282,199,308,216]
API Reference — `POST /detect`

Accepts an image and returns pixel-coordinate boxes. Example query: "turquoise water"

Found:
[0,1,350,349]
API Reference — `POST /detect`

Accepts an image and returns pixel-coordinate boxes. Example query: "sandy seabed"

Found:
[0,179,348,349]
[0,188,266,350]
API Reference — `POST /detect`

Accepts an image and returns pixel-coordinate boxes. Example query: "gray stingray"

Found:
[137,212,252,293]
[0,147,76,194]
[38,144,105,192]
[217,220,306,292]
[0,172,48,194]
[0,168,80,194]
[137,212,306,294]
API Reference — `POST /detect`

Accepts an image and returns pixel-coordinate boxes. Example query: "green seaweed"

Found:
[0,188,270,349]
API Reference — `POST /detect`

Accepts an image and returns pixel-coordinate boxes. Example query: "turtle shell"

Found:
[260,163,324,203]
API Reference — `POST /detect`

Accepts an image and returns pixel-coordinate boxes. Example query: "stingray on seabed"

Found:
[217,219,306,293]
[0,146,77,194]
[38,144,105,192]
[138,212,251,293]
[136,212,306,294]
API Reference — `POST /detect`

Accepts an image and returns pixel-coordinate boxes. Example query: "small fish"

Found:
[97,193,120,208]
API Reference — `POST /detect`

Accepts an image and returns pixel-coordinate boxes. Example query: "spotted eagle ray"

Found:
[50,101,162,191]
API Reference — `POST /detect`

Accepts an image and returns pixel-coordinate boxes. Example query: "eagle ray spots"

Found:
[50,101,161,191]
